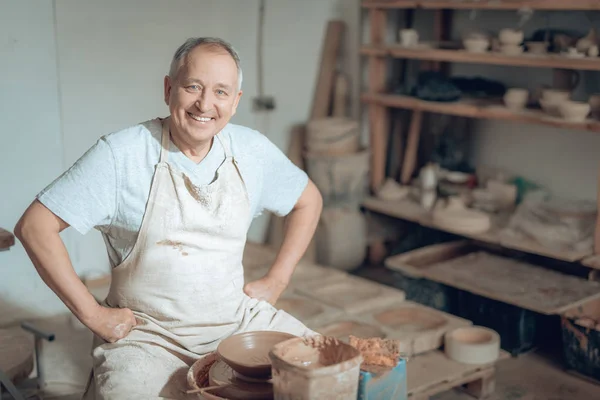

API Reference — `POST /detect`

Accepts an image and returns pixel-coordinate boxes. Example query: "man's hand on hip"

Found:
[83,305,138,343]
[243,274,288,305]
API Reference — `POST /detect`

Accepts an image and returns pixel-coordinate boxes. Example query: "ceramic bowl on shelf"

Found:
[541,89,571,103]
[499,44,524,56]
[559,101,591,122]
[503,88,529,111]
[463,37,489,53]
[498,29,524,46]
[539,98,564,117]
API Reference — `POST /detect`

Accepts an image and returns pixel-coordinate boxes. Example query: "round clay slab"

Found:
[208,360,273,400]
[374,306,447,332]
[275,297,324,321]
[217,331,296,379]
[317,320,386,342]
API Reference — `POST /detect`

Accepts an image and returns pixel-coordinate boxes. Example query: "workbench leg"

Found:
[464,368,496,399]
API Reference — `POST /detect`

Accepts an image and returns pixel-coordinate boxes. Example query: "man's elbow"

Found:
[14,200,63,244]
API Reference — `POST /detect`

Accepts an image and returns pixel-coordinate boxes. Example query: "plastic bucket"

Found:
[269,337,363,400]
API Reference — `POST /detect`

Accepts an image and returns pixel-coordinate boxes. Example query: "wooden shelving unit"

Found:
[361,45,600,71]
[362,0,600,11]
[360,2,599,264]
[362,196,594,263]
[362,93,600,132]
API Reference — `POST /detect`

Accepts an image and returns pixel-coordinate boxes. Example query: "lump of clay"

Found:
[348,335,400,368]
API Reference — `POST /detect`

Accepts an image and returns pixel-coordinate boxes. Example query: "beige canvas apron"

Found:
[82,118,314,400]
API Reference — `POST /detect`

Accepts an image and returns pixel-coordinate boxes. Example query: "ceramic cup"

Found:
[400,29,419,47]
[463,37,489,53]
[503,88,529,111]
[589,94,600,119]
[498,29,524,46]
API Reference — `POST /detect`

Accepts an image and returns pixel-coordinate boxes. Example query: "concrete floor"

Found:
[11,313,598,400]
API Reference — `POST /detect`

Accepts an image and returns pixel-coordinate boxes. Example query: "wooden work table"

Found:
[1,228,15,251]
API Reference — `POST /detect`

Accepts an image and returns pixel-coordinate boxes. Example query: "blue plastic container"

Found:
[357,359,407,400]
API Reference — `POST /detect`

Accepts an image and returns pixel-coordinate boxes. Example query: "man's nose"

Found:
[195,91,213,113]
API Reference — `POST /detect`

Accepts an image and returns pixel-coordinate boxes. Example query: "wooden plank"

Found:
[416,251,600,315]
[400,110,423,184]
[362,0,600,10]
[361,93,600,133]
[361,45,600,71]
[310,20,345,119]
[581,254,600,271]
[407,349,508,397]
[363,197,592,262]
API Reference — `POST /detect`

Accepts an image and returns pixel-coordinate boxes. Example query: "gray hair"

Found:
[168,37,243,91]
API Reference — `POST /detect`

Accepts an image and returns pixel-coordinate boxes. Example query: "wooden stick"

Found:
[401,110,423,184]
[310,21,345,119]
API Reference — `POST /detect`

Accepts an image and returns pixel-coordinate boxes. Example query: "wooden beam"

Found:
[310,20,345,119]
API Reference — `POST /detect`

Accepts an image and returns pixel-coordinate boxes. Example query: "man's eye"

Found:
[188,85,200,91]
[217,89,227,95]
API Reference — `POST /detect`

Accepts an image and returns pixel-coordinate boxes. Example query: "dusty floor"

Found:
[5,313,595,400]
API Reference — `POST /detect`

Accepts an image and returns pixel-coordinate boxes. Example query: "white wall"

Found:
[0,0,67,324]
[1,0,358,324]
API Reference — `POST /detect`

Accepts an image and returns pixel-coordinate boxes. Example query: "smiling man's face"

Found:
[164,44,242,148]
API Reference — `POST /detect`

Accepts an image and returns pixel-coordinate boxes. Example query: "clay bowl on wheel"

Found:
[217,331,296,379]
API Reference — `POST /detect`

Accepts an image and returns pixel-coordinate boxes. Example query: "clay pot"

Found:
[463,37,489,53]
[399,28,419,47]
[588,94,600,119]
[498,29,524,46]
[269,337,363,400]
[499,44,524,56]
[503,88,529,111]
[559,100,591,122]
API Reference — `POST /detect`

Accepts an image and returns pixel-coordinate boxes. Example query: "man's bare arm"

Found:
[14,200,136,342]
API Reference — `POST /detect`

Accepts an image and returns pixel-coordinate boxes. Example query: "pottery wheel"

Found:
[208,360,273,400]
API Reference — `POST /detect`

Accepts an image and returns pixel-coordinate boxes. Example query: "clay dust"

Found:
[348,335,402,372]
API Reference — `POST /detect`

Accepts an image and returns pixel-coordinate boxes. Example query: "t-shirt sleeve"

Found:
[257,135,309,217]
[37,137,117,235]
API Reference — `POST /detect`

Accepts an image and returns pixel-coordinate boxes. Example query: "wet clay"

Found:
[156,239,187,256]
[217,331,296,379]
[317,320,386,343]
[348,336,400,368]
[374,307,447,332]
[274,298,324,321]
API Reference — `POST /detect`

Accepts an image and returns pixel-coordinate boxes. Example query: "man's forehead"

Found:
[176,47,238,82]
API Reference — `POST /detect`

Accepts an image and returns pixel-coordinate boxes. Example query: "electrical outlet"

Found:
[253,96,276,111]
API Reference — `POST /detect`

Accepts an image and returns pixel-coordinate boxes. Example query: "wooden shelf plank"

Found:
[361,93,600,133]
[408,349,509,397]
[361,45,600,71]
[0,228,15,251]
[362,0,600,10]
[407,251,600,315]
[362,197,593,262]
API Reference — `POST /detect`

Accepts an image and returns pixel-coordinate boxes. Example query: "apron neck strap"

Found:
[214,131,232,159]
[160,118,170,163]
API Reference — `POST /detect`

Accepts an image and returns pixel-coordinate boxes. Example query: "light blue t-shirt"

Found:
[37,118,308,267]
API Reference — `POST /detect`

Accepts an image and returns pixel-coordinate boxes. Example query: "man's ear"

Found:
[164,75,172,106]
[231,90,243,116]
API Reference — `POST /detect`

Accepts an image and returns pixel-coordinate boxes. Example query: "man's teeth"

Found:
[188,113,212,122]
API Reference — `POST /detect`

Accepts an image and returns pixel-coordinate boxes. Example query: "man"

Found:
[15,37,322,399]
